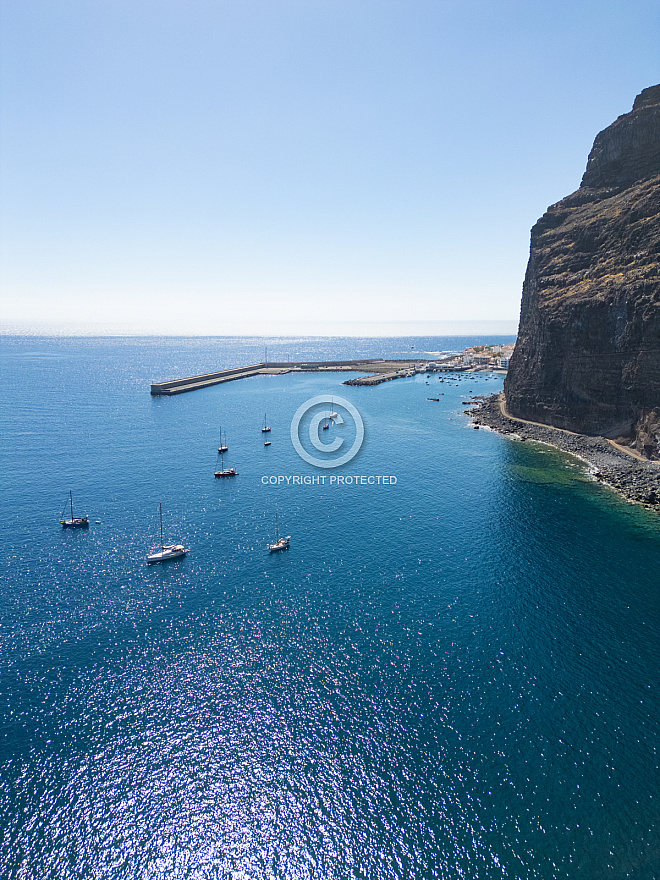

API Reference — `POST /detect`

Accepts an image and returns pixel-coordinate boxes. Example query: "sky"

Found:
[1,0,658,336]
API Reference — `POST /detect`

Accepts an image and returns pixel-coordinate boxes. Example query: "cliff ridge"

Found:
[504,85,660,458]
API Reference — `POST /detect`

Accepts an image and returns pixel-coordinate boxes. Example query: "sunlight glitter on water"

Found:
[1,336,659,879]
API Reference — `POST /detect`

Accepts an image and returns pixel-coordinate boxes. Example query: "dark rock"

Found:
[505,85,660,459]
[471,393,660,507]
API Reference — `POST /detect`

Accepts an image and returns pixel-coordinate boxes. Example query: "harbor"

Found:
[150,358,433,395]
[151,345,513,395]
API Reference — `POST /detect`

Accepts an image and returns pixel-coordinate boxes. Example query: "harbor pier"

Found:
[150,359,432,395]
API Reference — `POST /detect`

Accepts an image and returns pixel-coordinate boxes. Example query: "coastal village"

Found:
[346,342,517,386]
[434,342,515,371]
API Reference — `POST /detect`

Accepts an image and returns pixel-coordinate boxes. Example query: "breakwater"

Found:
[151,359,429,395]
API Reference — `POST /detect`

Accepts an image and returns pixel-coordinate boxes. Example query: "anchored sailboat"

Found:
[147,503,187,564]
[268,510,290,552]
[60,491,89,528]
[262,413,271,433]
[214,452,237,478]
[218,426,228,454]
[324,398,338,428]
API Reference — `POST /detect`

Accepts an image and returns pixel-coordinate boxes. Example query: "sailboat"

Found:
[218,426,228,454]
[60,491,89,528]
[329,398,339,420]
[268,510,290,552]
[214,452,237,478]
[262,413,271,433]
[146,503,187,563]
[323,399,337,429]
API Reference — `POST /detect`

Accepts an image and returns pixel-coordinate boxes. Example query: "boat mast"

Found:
[159,502,164,551]
[70,491,74,521]
[275,509,279,541]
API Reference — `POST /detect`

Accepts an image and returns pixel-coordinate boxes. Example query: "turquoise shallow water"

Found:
[1,336,659,879]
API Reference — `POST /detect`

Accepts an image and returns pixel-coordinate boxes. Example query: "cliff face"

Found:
[504,84,660,459]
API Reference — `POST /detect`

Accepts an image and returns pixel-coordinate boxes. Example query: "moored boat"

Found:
[60,491,89,528]
[147,503,187,564]
[147,543,187,563]
[268,536,290,552]
[268,510,290,552]
[214,452,237,477]
[323,398,338,428]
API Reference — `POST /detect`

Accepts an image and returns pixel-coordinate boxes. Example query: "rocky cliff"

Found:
[504,84,660,458]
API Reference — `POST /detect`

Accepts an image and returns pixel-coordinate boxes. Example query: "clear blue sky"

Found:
[1,0,658,335]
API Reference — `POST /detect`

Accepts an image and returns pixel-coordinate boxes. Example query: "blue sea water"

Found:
[1,335,659,880]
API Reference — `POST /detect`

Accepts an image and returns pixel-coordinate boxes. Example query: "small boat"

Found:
[60,491,89,528]
[268,511,290,552]
[262,414,271,433]
[218,425,228,454]
[323,398,337,429]
[264,440,271,446]
[328,396,338,422]
[147,503,187,564]
[427,397,440,402]
[215,466,237,477]
[214,452,237,477]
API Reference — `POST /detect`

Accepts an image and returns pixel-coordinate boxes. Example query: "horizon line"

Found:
[1,319,519,339]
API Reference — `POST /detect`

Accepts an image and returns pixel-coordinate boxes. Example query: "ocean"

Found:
[1,335,659,880]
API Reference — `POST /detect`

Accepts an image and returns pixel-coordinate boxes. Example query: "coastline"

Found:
[470,393,660,510]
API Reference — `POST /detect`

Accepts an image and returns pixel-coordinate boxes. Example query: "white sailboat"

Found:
[214,452,237,477]
[268,510,290,552]
[60,491,89,528]
[262,413,271,433]
[147,503,187,564]
[218,426,228,454]
[325,398,338,426]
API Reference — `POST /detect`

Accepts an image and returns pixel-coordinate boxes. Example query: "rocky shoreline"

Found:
[470,393,660,510]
